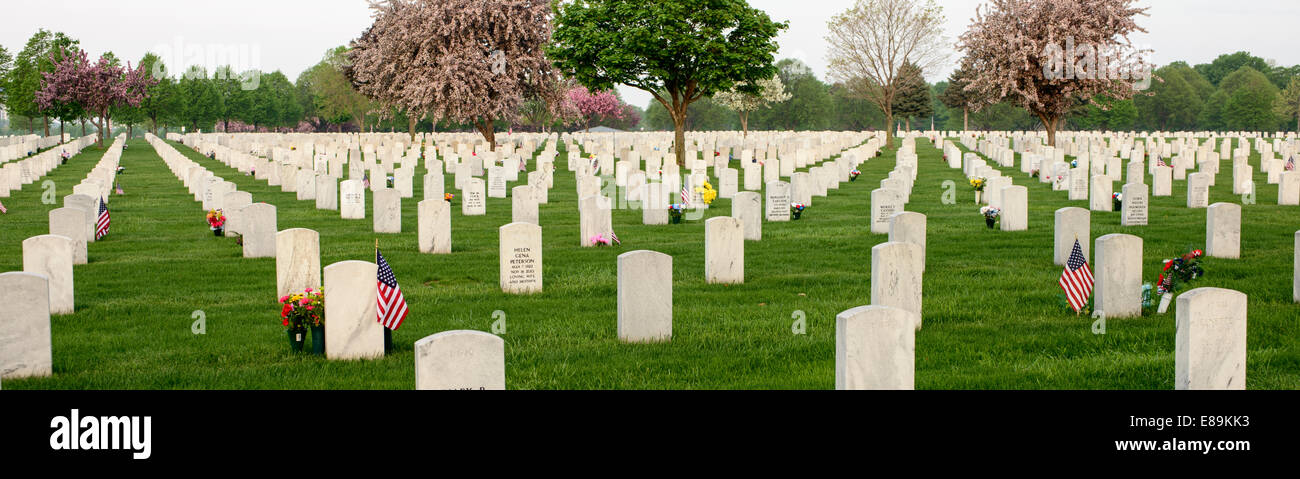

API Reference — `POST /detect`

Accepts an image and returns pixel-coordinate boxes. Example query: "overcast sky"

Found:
[5,0,1299,109]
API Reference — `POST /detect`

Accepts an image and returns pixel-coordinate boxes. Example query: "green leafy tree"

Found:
[309,46,371,132]
[1195,52,1272,87]
[938,66,976,130]
[828,82,885,131]
[891,62,933,131]
[644,95,737,131]
[1071,97,1136,131]
[1133,64,1202,131]
[1268,66,1300,93]
[1201,66,1280,131]
[0,46,13,116]
[750,59,832,131]
[6,30,53,134]
[549,0,787,165]
[1220,67,1280,131]
[135,53,179,135]
[212,65,252,131]
[294,69,325,131]
[1276,76,1300,132]
[178,67,222,131]
[8,30,81,136]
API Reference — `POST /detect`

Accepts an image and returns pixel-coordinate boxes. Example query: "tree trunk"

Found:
[475,119,497,151]
[43,115,49,137]
[1038,113,1059,147]
[672,107,688,166]
[905,118,911,132]
[408,116,417,142]
[883,111,895,150]
[60,121,65,141]
[740,111,749,138]
[80,118,86,137]
[963,108,969,132]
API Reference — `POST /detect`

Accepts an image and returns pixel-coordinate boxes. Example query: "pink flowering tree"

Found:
[347,0,555,150]
[568,85,625,132]
[958,0,1155,146]
[36,48,155,146]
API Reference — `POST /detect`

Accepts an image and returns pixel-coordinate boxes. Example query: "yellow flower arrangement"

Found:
[695,181,718,205]
[969,177,986,192]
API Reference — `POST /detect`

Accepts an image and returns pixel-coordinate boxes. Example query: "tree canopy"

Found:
[550,0,786,164]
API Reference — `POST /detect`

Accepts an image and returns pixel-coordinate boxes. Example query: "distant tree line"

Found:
[2,28,1296,138]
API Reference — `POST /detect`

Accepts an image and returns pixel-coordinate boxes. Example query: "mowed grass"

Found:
[0,135,1296,390]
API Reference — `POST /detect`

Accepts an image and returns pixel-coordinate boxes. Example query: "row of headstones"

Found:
[47,135,128,269]
[0,251,1259,391]
[571,131,872,170]
[1052,204,1243,269]
[198,133,543,199]
[955,140,1282,232]
[184,137,557,234]
[148,135,277,259]
[571,138,876,234]
[1013,136,1300,208]
[835,292,1247,390]
[419,208,927,389]
[576,137,876,202]
[0,134,98,198]
[932,147,1032,232]
[3,138,128,379]
[19,138,129,322]
[0,133,66,163]
[426,211,926,389]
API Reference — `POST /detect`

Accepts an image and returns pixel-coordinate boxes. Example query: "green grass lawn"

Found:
[0,135,1296,389]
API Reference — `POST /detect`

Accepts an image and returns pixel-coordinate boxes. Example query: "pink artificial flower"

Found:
[304,287,313,293]
[279,295,290,303]
[299,298,310,306]
[305,305,314,311]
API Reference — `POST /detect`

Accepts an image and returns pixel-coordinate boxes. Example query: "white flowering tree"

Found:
[714,75,790,137]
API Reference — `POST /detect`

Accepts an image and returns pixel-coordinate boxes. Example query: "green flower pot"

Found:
[288,328,306,353]
[310,324,325,355]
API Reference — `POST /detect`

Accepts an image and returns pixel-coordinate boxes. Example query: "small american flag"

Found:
[114,181,124,195]
[681,185,692,207]
[590,157,601,175]
[96,197,111,240]
[376,249,409,331]
[1286,155,1295,172]
[1059,239,1093,314]
[362,170,371,189]
[0,199,7,214]
[609,231,620,245]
